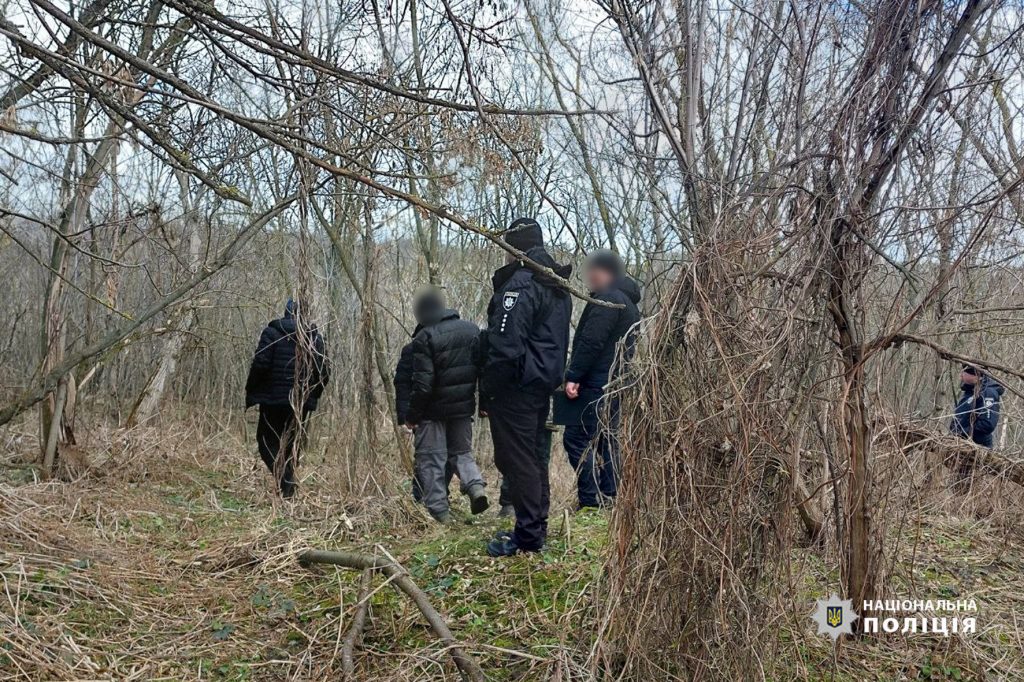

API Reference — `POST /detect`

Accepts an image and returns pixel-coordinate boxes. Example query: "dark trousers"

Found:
[563,394,620,508]
[257,404,308,495]
[490,392,551,550]
[499,427,553,508]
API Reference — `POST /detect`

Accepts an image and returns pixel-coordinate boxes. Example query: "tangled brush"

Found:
[593,236,824,679]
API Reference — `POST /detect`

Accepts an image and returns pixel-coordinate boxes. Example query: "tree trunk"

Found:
[130,171,203,425]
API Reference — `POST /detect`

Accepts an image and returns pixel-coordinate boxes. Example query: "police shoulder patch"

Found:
[502,291,520,311]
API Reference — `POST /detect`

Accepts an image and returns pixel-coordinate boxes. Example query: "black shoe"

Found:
[497,504,515,518]
[468,485,489,515]
[487,536,542,557]
[487,537,522,557]
[493,529,513,541]
[281,482,297,499]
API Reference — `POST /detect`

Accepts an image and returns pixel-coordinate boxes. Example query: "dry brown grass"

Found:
[0,419,600,681]
[2,417,1024,681]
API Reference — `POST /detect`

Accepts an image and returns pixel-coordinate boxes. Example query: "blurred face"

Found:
[585,265,615,292]
[961,370,979,385]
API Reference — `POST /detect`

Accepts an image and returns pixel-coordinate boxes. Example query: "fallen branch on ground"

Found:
[341,568,373,679]
[298,549,485,682]
[890,422,1024,487]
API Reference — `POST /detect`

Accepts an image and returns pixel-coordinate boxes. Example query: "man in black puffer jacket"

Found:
[395,332,454,504]
[481,217,572,556]
[407,288,488,522]
[563,250,640,509]
[245,299,330,498]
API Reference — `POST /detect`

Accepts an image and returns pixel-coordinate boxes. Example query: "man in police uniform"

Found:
[480,217,572,556]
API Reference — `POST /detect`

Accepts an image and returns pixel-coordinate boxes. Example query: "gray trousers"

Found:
[414,417,484,516]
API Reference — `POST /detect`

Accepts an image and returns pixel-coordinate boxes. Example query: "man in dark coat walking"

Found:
[481,217,572,556]
[245,299,329,498]
[950,364,1003,449]
[406,288,488,522]
[563,250,640,509]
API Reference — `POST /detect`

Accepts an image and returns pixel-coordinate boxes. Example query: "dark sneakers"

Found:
[468,485,490,515]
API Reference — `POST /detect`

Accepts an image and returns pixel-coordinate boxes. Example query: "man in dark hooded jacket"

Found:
[407,288,488,522]
[481,217,572,556]
[950,364,1003,448]
[563,250,641,509]
[245,299,330,498]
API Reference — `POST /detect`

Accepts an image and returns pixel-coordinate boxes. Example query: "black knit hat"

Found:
[585,249,624,277]
[962,364,980,376]
[503,217,543,252]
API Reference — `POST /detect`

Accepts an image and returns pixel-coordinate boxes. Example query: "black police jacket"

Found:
[482,246,572,400]
[950,378,1004,448]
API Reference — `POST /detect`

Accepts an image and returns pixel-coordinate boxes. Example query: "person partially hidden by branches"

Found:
[406,287,488,523]
[951,364,1003,447]
[562,250,641,510]
[481,218,572,557]
[950,364,1004,492]
[245,299,330,498]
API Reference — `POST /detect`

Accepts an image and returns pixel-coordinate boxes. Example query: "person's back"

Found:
[407,289,488,522]
[245,299,329,498]
[482,245,572,398]
[246,301,329,411]
[410,312,480,421]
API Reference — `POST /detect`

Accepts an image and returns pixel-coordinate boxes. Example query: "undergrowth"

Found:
[1,424,1022,680]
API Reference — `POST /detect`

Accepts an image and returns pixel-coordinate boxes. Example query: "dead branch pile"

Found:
[891,421,1024,487]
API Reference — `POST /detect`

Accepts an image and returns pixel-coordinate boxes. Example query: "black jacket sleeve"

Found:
[477,328,490,412]
[483,284,535,395]
[394,342,414,424]
[409,331,435,422]
[566,295,619,383]
[245,325,278,406]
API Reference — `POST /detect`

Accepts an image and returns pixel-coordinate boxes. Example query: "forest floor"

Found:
[2,422,1023,681]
